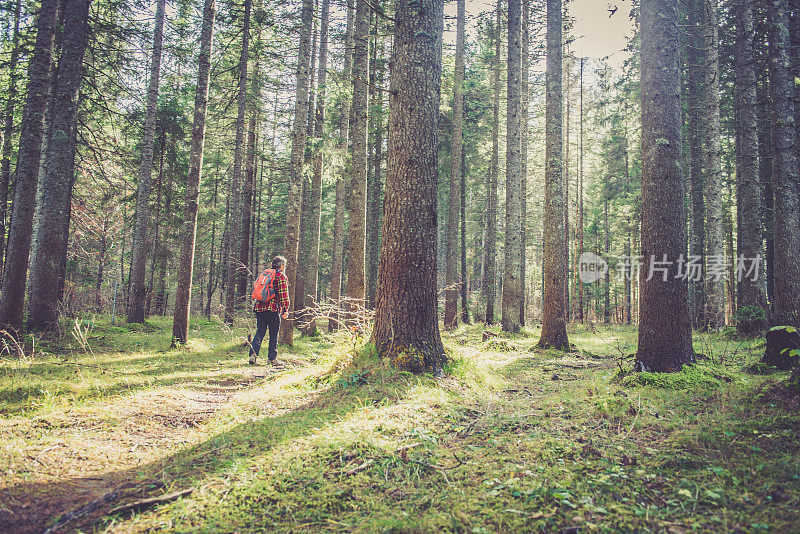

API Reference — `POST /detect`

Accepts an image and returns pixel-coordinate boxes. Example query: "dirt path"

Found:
[0,364,299,533]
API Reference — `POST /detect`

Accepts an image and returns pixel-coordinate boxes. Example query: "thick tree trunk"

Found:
[26,0,91,331]
[502,0,522,333]
[0,0,59,331]
[172,0,215,344]
[0,0,22,283]
[344,0,370,324]
[224,0,251,325]
[734,0,767,333]
[702,0,725,329]
[537,0,569,350]
[328,0,354,332]
[366,32,384,311]
[279,0,314,345]
[444,0,465,330]
[373,0,446,373]
[635,0,695,371]
[128,0,167,324]
[302,0,330,335]
[768,0,800,328]
[485,2,500,325]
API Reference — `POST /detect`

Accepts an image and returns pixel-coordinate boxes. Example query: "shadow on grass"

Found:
[0,368,414,534]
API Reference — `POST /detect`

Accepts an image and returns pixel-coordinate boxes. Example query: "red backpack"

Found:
[252,269,277,302]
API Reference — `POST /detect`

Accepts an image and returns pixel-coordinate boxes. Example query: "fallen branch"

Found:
[343,459,374,475]
[107,488,193,516]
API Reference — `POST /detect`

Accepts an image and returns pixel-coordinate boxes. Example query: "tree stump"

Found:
[763,326,800,370]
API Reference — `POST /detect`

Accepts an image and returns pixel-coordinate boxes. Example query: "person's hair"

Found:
[271,255,287,270]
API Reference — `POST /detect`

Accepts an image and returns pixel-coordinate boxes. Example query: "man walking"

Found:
[249,255,290,365]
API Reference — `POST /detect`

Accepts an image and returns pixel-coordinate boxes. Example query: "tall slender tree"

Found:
[328,0,354,332]
[734,0,767,332]
[344,0,370,321]
[538,0,569,350]
[502,0,522,333]
[279,0,314,345]
[26,0,92,331]
[635,0,695,371]
[0,0,59,331]
[128,0,167,323]
[0,0,22,282]
[519,0,529,327]
[485,2,500,324]
[224,0,252,324]
[172,0,215,345]
[444,0,465,330]
[373,0,446,373]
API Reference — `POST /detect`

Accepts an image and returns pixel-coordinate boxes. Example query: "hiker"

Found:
[249,255,290,365]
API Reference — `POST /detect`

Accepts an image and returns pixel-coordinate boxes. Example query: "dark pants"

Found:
[251,310,280,361]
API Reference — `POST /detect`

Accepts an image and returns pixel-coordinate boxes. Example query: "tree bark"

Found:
[0,0,59,331]
[519,0,529,327]
[172,0,215,344]
[635,0,695,371]
[537,0,569,350]
[128,0,167,323]
[373,0,446,373]
[768,0,800,328]
[366,29,384,311]
[26,0,91,331]
[702,0,725,329]
[502,0,522,333]
[302,0,330,335]
[485,2,500,325]
[734,0,767,332]
[224,0,251,324]
[328,0,354,332]
[279,0,314,345]
[444,0,465,330]
[344,0,370,324]
[0,0,22,283]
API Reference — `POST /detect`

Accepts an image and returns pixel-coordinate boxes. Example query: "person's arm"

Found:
[277,272,290,315]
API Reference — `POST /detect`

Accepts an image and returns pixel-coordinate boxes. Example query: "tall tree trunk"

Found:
[279,0,314,345]
[0,0,22,283]
[172,0,215,344]
[564,55,571,323]
[485,1,500,325]
[366,30,384,311]
[26,0,91,331]
[687,0,705,327]
[537,0,569,350]
[128,0,167,323]
[445,0,465,330]
[603,198,610,324]
[461,145,469,323]
[734,0,767,332]
[0,0,59,331]
[703,0,724,329]
[344,0,369,323]
[328,0,354,332]
[373,0,446,373]
[302,0,330,335]
[236,92,259,298]
[577,57,584,324]
[758,60,775,311]
[768,0,800,327]
[635,0,695,371]
[502,0,522,333]
[519,0,529,327]
[224,0,251,324]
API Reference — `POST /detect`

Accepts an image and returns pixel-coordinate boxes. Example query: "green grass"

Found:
[0,317,798,533]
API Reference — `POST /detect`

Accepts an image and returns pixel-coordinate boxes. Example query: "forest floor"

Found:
[0,317,798,533]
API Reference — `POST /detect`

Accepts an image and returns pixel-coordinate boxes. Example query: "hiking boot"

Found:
[269,358,284,368]
[249,354,257,365]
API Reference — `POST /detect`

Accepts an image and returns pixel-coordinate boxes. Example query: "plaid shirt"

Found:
[253,269,290,313]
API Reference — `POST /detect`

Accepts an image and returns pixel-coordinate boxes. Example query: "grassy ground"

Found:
[0,316,798,533]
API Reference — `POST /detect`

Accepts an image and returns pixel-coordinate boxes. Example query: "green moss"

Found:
[617,364,735,390]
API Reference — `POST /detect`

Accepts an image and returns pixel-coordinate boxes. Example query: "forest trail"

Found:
[1,318,798,533]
